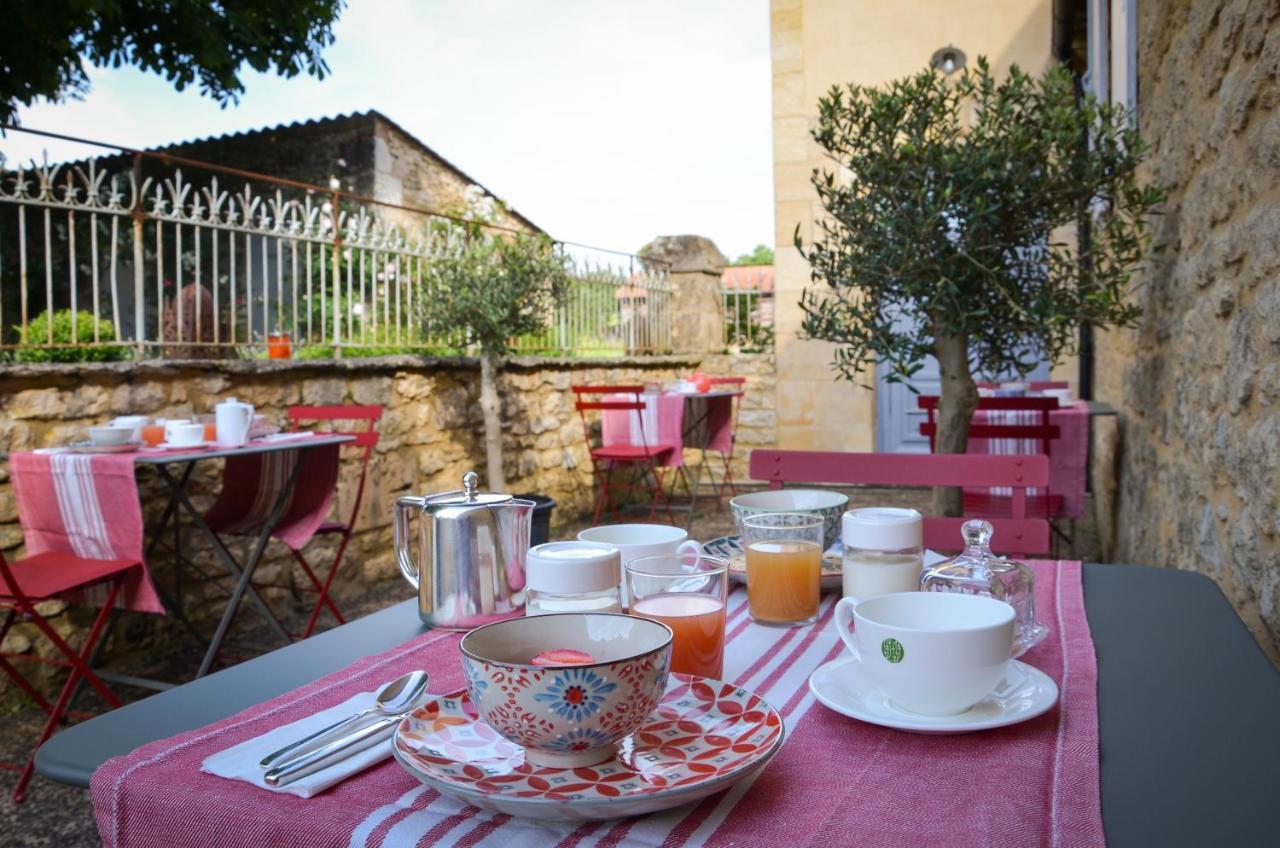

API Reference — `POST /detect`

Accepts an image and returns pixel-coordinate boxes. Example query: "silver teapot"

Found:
[394,471,534,630]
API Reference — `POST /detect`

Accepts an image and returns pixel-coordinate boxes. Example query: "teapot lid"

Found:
[425,471,513,507]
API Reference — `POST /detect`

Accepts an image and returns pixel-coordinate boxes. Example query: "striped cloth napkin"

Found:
[91,561,1102,848]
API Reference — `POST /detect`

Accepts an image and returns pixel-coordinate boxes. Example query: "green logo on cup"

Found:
[881,638,905,663]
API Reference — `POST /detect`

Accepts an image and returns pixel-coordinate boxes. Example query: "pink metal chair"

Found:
[977,380,1070,391]
[572,385,676,524]
[283,404,383,638]
[917,395,1066,521]
[748,449,1052,555]
[0,550,140,802]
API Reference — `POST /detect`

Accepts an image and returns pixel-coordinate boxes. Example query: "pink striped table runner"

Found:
[967,402,1090,519]
[91,561,1102,848]
[601,392,734,468]
[8,452,164,614]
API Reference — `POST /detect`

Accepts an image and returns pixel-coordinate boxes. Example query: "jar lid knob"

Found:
[962,519,993,547]
[462,471,479,501]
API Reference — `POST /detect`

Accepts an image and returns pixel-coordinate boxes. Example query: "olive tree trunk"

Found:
[479,349,506,493]
[932,330,979,516]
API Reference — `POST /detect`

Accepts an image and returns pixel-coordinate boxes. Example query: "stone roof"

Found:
[144,109,543,234]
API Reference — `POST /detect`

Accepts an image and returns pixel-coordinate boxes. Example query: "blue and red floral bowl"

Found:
[459,612,673,768]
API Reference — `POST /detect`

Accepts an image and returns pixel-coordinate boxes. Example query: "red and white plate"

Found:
[392,674,785,821]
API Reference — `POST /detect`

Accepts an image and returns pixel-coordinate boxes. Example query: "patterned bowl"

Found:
[729,489,849,550]
[459,612,673,769]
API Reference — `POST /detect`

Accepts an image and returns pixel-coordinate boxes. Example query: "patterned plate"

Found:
[704,535,844,591]
[393,674,785,821]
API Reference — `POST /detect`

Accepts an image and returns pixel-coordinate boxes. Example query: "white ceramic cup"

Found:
[834,592,1014,716]
[166,422,205,447]
[577,524,703,608]
[163,419,192,442]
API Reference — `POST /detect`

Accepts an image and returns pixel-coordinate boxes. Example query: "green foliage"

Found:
[13,309,131,362]
[797,57,1165,386]
[724,292,774,352]
[2,0,344,124]
[729,244,775,266]
[428,231,572,357]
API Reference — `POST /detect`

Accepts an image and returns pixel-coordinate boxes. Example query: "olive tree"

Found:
[430,230,570,492]
[798,58,1162,508]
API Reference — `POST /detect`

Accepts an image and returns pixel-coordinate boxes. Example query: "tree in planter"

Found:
[430,230,571,492]
[797,58,1163,511]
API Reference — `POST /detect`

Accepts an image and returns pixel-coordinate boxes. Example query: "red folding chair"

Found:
[284,404,383,638]
[749,449,1052,556]
[0,550,139,802]
[917,396,1066,521]
[572,385,677,524]
[705,376,745,505]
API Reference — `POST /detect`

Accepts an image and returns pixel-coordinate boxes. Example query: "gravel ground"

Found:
[1,486,1094,846]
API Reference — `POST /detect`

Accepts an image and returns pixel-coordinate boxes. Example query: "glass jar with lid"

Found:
[842,507,924,598]
[525,541,622,616]
[919,519,1048,656]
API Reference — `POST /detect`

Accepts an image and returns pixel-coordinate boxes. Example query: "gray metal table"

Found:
[35,565,1280,846]
[134,434,354,678]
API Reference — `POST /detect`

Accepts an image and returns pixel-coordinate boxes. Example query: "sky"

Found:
[6,0,775,261]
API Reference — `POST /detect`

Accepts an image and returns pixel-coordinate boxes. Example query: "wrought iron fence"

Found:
[0,126,672,361]
[721,264,773,352]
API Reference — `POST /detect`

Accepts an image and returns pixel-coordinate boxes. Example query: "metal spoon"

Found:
[258,669,430,769]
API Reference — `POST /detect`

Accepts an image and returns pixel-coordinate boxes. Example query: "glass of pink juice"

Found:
[627,554,728,679]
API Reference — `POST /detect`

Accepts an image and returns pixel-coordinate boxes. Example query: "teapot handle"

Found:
[394,495,427,590]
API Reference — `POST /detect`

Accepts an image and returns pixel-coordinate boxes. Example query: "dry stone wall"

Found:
[1094,0,1280,660]
[0,352,777,697]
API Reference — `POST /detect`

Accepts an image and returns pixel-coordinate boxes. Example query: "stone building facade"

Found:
[145,110,541,232]
[1093,0,1280,657]
[770,0,1280,660]
[769,0,1076,454]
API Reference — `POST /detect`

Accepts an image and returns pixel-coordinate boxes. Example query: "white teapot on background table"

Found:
[215,397,255,446]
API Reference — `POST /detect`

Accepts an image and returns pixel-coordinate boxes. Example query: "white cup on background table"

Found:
[577,524,703,608]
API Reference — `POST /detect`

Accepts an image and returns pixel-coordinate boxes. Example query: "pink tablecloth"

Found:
[602,392,735,468]
[6,438,340,612]
[92,561,1102,848]
[967,401,1090,519]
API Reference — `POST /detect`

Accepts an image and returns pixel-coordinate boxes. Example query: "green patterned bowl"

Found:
[729,489,848,551]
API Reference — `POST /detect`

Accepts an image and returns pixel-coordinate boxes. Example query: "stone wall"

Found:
[0,351,777,696]
[1093,0,1280,659]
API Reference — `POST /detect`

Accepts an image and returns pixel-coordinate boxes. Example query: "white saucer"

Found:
[808,656,1059,734]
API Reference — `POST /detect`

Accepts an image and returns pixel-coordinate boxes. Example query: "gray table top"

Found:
[131,433,354,463]
[35,565,1280,846]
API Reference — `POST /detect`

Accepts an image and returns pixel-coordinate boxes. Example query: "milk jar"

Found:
[841,508,924,599]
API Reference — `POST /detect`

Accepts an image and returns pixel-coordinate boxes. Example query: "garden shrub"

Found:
[13,309,131,363]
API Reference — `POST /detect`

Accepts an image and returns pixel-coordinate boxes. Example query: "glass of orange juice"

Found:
[627,553,728,680]
[140,420,166,447]
[741,513,823,626]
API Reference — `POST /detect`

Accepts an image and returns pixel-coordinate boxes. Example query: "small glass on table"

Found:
[626,553,728,679]
[741,512,823,626]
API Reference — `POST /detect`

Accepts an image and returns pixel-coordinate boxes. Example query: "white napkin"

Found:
[201,690,393,798]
